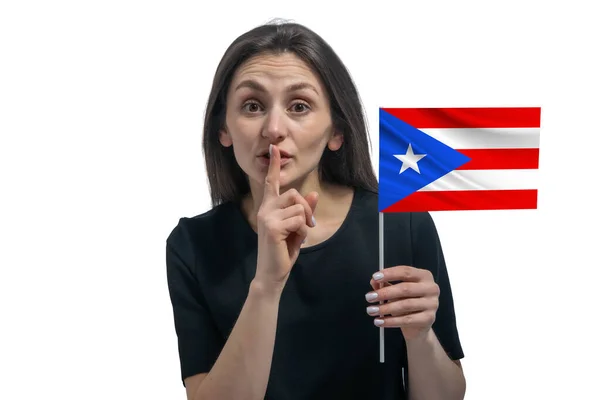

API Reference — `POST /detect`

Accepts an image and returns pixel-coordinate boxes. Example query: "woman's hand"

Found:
[365,265,440,341]
[254,144,318,290]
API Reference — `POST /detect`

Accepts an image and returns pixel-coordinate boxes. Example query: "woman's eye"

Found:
[242,102,262,112]
[291,103,309,113]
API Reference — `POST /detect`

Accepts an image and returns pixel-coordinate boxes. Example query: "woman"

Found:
[166,20,466,400]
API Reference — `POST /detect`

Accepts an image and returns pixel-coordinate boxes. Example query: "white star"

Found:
[394,144,427,174]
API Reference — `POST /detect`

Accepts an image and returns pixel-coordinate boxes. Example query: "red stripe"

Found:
[456,148,539,170]
[381,107,541,128]
[382,189,538,212]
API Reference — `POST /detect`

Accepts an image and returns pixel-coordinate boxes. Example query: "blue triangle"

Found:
[378,109,471,211]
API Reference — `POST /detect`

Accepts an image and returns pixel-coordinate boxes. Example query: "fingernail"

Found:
[302,238,306,244]
[367,306,379,315]
[372,272,384,281]
[311,216,316,227]
[365,292,378,301]
[269,144,273,156]
[374,319,385,326]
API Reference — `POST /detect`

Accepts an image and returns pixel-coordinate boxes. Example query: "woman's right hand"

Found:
[254,144,318,291]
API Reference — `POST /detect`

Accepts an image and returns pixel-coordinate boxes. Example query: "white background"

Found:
[1,1,599,399]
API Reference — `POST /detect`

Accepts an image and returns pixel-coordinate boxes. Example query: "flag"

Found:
[378,107,541,212]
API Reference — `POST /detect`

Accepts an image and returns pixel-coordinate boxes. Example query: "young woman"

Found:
[166,20,466,400]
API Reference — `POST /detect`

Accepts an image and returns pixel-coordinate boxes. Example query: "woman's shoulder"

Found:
[166,201,242,250]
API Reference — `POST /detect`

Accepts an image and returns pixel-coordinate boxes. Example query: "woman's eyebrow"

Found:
[234,79,319,95]
[286,82,319,95]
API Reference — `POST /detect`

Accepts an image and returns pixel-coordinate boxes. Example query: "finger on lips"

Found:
[266,144,316,229]
[264,144,280,198]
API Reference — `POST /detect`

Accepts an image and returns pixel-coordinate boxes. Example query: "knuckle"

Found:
[403,314,413,325]
[401,284,411,297]
[288,215,303,229]
[402,298,415,312]
[296,221,306,232]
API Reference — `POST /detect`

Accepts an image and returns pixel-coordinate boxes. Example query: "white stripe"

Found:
[418,169,538,191]
[420,128,540,149]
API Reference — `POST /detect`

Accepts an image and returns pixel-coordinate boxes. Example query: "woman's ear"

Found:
[327,129,343,151]
[219,128,233,147]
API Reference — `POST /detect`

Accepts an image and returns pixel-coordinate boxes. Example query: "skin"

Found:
[184,52,465,400]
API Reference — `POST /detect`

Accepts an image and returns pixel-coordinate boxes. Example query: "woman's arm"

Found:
[405,211,466,399]
[406,329,466,400]
[179,145,317,400]
[366,212,466,399]
[187,279,283,400]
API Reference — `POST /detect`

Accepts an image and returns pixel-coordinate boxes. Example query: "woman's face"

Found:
[219,52,343,191]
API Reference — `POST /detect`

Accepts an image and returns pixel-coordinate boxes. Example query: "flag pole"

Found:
[379,211,385,363]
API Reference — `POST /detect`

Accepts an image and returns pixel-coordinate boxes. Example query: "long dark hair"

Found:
[202,20,378,207]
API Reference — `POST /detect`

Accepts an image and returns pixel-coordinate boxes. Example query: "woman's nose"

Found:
[261,108,288,141]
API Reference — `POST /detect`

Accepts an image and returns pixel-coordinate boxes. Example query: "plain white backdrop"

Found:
[1,1,599,399]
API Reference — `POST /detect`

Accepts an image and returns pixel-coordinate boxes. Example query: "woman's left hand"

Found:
[365,265,440,341]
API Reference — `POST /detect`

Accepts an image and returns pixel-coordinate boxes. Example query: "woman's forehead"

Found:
[230,53,323,92]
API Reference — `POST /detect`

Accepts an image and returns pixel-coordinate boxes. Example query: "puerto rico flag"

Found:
[378,107,541,212]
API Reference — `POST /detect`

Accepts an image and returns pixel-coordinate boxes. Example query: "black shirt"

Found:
[166,186,464,399]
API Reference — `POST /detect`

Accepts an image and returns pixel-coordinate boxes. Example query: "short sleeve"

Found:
[166,219,224,385]
[411,212,464,360]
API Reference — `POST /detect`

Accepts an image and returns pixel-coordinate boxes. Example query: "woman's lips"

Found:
[257,155,292,166]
